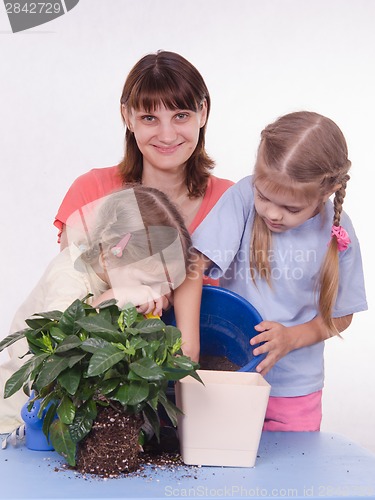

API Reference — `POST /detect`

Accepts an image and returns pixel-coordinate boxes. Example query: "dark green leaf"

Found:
[164,326,183,353]
[97,302,122,326]
[69,413,94,444]
[49,327,67,343]
[96,308,112,325]
[187,370,204,384]
[4,354,49,398]
[54,335,82,353]
[57,396,76,424]
[77,383,95,402]
[31,310,63,321]
[98,378,121,395]
[87,346,125,376]
[90,331,126,343]
[124,327,143,336]
[119,306,138,329]
[84,400,98,420]
[42,402,58,440]
[67,353,86,368]
[25,317,54,330]
[81,337,110,353]
[127,370,143,381]
[59,299,86,335]
[129,358,165,381]
[128,337,149,351]
[163,367,197,381]
[76,315,119,335]
[34,356,70,389]
[0,329,30,352]
[170,355,197,371]
[141,340,162,359]
[147,383,160,402]
[158,391,180,427]
[113,381,149,406]
[154,344,168,365]
[96,298,118,309]
[143,403,160,441]
[38,392,58,417]
[22,383,31,398]
[136,318,165,333]
[49,420,76,466]
[24,332,51,352]
[58,365,81,395]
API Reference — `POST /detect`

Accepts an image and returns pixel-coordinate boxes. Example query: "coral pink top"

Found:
[54,165,234,241]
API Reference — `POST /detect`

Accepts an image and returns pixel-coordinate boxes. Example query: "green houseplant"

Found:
[0,296,200,475]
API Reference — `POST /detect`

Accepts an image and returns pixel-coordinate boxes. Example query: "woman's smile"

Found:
[152,142,184,154]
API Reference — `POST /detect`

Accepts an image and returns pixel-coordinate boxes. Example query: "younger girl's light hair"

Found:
[78,186,194,290]
[250,111,351,334]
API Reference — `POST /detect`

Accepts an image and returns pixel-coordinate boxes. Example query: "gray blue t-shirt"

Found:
[193,176,367,397]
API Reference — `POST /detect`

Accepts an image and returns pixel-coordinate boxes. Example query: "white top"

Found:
[0,247,108,433]
[193,176,368,397]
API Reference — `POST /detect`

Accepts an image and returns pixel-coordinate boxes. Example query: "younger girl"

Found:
[0,186,196,433]
[193,111,367,431]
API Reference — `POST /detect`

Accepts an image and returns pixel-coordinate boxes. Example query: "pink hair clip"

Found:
[331,225,351,252]
[110,233,132,257]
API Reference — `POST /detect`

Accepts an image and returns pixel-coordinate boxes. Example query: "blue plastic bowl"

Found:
[163,285,266,372]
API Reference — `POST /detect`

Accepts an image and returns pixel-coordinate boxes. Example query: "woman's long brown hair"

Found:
[119,51,214,197]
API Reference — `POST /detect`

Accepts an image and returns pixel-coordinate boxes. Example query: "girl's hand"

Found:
[135,294,165,316]
[250,321,293,376]
[249,314,352,376]
[93,286,170,316]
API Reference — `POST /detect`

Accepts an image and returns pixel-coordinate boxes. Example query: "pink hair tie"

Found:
[110,233,131,257]
[331,225,351,252]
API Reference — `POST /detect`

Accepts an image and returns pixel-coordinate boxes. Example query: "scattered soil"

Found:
[75,405,143,477]
[199,354,240,371]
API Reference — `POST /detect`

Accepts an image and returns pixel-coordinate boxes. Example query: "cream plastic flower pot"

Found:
[175,370,270,467]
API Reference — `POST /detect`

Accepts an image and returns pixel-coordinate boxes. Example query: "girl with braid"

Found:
[193,111,367,431]
[1,186,196,433]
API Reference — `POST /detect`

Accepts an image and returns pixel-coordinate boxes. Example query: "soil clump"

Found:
[199,354,240,371]
[76,405,143,477]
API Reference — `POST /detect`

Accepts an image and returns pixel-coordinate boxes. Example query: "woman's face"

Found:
[123,103,207,173]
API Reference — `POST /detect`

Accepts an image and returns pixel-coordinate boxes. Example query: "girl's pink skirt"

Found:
[263,390,322,432]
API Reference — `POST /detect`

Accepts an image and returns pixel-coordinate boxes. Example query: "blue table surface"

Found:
[1,431,374,500]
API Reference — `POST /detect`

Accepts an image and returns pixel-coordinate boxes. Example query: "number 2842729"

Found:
[5,3,62,14]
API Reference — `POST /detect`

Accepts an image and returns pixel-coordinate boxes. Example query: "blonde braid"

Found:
[319,173,351,334]
[333,174,350,227]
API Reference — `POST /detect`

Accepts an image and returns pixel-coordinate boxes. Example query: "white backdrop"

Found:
[0,0,374,452]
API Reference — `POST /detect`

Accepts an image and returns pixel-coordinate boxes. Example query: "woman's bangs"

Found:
[128,75,199,113]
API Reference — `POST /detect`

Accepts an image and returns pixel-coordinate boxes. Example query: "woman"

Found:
[54,50,233,360]
[55,50,233,245]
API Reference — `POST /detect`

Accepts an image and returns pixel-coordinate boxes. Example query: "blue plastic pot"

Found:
[163,285,266,372]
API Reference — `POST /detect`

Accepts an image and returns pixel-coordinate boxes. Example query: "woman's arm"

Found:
[251,314,353,376]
